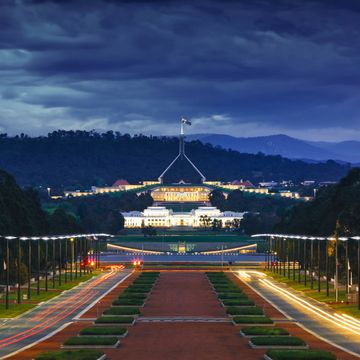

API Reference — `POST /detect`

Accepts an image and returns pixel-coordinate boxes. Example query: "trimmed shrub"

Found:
[218,293,246,300]
[222,299,254,306]
[80,327,127,336]
[95,316,134,324]
[226,306,264,316]
[241,327,289,336]
[63,336,118,346]
[251,336,305,347]
[103,307,140,315]
[233,316,273,324]
[113,299,144,306]
[118,293,147,300]
[266,350,336,360]
[35,350,104,360]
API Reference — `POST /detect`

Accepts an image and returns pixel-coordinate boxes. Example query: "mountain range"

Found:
[186,134,360,164]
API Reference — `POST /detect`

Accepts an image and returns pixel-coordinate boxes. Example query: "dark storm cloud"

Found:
[0,0,360,140]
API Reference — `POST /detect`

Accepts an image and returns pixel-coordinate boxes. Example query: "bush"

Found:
[80,327,127,336]
[216,289,243,294]
[95,316,134,324]
[125,287,151,293]
[233,316,273,324]
[35,350,104,360]
[241,327,289,336]
[118,293,147,300]
[226,306,264,315]
[113,299,144,306]
[251,336,305,346]
[103,307,140,315]
[218,293,246,300]
[266,350,336,360]
[222,299,254,306]
[63,336,118,346]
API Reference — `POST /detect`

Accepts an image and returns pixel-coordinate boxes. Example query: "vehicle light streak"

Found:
[0,291,99,348]
[31,271,115,322]
[0,271,116,349]
[259,278,360,337]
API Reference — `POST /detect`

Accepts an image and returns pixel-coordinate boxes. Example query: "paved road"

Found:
[0,269,132,359]
[101,253,266,263]
[235,270,360,357]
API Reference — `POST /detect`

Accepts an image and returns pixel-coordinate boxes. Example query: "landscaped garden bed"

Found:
[80,326,128,337]
[265,349,336,360]
[103,307,140,316]
[62,336,119,348]
[217,292,245,299]
[118,293,147,300]
[240,326,289,337]
[226,306,264,316]
[249,336,307,349]
[35,350,105,360]
[113,298,145,306]
[95,316,135,325]
[232,316,273,325]
[222,299,255,306]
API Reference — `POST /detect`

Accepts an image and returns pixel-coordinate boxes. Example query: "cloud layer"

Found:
[0,0,360,141]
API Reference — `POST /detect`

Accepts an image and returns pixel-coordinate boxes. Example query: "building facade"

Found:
[151,185,211,203]
[122,206,245,228]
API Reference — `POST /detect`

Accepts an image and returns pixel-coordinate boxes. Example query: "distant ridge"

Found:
[186,134,360,163]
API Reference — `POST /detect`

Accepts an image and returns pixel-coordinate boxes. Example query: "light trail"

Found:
[0,271,116,348]
[259,277,360,337]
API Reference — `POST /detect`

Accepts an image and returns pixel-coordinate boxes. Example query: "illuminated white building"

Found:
[122,206,246,228]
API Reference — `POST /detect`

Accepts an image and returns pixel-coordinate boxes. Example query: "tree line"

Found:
[0,130,349,189]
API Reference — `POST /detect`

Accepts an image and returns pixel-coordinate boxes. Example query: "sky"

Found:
[0,0,360,141]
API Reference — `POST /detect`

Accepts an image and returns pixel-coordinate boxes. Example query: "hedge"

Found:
[233,316,273,324]
[80,327,127,336]
[222,299,254,306]
[226,306,264,316]
[103,307,140,315]
[266,350,336,360]
[241,327,289,336]
[218,293,247,300]
[95,316,134,324]
[35,350,104,360]
[251,336,305,346]
[113,299,144,306]
[118,293,147,300]
[63,336,118,346]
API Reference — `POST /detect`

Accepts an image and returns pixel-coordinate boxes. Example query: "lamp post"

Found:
[37,238,41,295]
[64,238,67,283]
[17,238,21,304]
[325,238,329,297]
[310,237,315,290]
[70,237,74,281]
[52,238,56,288]
[45,239,48,292]
[58,238,62,286]
[354,237,360,310]
[317,238,321,292]
[27,239,31,300]
[303,237,307,287]
[297,236,301,283]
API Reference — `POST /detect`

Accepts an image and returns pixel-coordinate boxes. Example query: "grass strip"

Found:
[113,299,144,306]
[241,327,289,336]
[222,299,254,306]
[35,350,104,360]
[233,316,273,324]
[226,306,264,315]
[64,336,118,346]
[95,316,134,324]
[266,350,336,360]
[103,307,140,315]
[80,327,127,336]
[251,336,305,346]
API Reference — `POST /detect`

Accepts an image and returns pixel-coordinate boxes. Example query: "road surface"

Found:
[235,270,360,357]
[0,269,132,359]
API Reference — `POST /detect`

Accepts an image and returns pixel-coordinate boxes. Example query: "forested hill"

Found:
[276,168,360,236]
[0,131,350,188]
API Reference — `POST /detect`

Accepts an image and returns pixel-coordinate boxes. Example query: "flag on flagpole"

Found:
[181,117,191,126]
